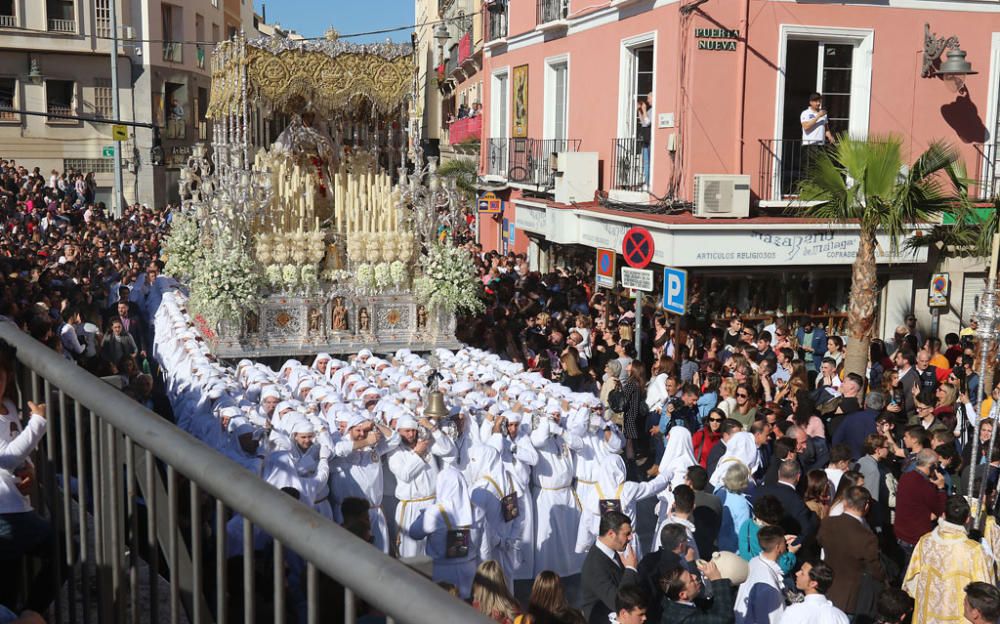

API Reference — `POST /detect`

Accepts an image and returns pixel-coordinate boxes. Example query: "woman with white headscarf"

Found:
[409,465,488,599]
[574,453,668,558]
[708,431,761,490]
[652,427,698,544]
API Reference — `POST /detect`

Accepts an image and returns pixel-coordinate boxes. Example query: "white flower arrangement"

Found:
[389,260,408,287]
[355,263,375,291]
[321,268,352,283]
[373,262,392,289]
[188,229,262,326]
[282,264,300,290]
[413,243,483,314]
[300,264,319,290]
[163,212,203,281]
[265,264,282,288]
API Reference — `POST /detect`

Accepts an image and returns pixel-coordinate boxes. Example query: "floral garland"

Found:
[413,243,484,314]
[188,230,262,327]
[162,212,203,281]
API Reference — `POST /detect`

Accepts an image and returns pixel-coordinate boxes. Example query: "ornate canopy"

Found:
[208,35,415,119]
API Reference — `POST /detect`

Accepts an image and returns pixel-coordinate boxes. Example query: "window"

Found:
[545,59,568,141]
[0,78,16,121]
[162,4,183,62]
[485,0,507,41]
[46,0,75,32]
[212,23,220,43]
[164,82,186,139]
[489,70,510,176]
[64,158,114,174]
[94,0,111,38]
[93,78,113,119]
[46,79,76,117]
[0,0,15,28]
[781,41,853,142]
[614,36,655,194]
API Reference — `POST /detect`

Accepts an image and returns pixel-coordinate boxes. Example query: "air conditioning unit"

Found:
[693,174,751,218]
[554,152,598,204]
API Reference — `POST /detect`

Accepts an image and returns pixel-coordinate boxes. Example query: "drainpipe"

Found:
[734,0,750,173]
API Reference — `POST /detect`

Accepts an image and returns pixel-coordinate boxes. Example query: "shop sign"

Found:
[929,273,951,309]
[663,267,688,315]
[672,230,925,266]
[167,145,192,168]
[595,248,616,289]
[111,124,129,141]
[621,267,654,292]
[514,204,547,233]
[695,28,739,51]
[478,191,503,214]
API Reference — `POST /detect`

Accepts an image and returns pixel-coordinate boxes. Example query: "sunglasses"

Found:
[708,417,723,423]
[737,393,749,398]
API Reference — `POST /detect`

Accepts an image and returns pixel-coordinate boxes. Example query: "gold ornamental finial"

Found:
[325,27,340,42]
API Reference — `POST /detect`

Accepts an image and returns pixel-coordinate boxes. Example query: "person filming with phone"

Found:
[800,92,836,183]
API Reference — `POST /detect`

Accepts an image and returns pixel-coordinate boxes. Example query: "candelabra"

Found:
[969,278,1000,524]
[396,146,463,246]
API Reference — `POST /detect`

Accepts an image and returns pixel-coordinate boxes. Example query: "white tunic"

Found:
[333,434,397,553]
[530,417,585,576]
[778,595,849,624]
[387,431,455,558]
[485,428,538,580]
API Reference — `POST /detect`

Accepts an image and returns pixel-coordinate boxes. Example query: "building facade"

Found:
[0,0,255,210]
[476,0,1000,338]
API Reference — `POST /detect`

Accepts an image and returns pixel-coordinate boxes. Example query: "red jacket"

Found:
[893,470,947,546]
[692,428,722,468]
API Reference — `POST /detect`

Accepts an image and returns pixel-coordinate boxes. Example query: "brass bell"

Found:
[423,389,449,421]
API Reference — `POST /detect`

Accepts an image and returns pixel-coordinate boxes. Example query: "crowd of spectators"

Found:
[456,246,1000,623]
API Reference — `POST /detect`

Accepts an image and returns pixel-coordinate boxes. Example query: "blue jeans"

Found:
[641,145,651,190]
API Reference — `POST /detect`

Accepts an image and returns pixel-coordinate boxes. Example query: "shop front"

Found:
[513,198,926,339]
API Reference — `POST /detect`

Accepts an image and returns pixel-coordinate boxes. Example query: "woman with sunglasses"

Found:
[692,408,725,469]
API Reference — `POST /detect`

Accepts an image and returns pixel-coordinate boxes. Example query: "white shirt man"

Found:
[332,415,398,553]
[779,561,849,624]
[388,415,455,558]
[800,93,834,145]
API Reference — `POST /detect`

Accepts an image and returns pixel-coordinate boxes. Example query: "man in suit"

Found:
[894,350,919,420]
[818,486,885,617]
[832,391,883,460]
[756,459,817,543]
[111,299,145,357]
[100,317,137,369]
[580,511,640,624]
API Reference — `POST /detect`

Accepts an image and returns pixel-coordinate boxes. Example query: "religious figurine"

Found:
[416,305,428,330]
[308,307,322,334]
[245,310,259,335]
[358,307,371,333]
[331,298,348,331]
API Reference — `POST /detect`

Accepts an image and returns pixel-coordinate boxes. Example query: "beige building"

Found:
[0,0,255,210]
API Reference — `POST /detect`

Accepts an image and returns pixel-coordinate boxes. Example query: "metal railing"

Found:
[758,138,824,201]
[0,14,16,27]
[487,137,581,188]
[485,2,508,41]
[48,18,76,32]
[973,142,999,201]
[0,320,489,624]
[163,41,183,63]
[164,118,186,140]
[487,137,508,177]
[537,0,568,24]
[0,106,17,121]
[611,137,649,192]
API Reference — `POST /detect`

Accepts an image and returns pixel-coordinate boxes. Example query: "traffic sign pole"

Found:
[635,290,642,361]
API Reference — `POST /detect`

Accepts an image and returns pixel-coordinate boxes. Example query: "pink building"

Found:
[474,0,1000,337]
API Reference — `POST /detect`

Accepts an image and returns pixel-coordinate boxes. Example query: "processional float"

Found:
[169,31,475,358]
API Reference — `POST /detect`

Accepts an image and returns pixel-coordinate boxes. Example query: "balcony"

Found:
[47,18,76,33]
[448,115,482,145]
[757,138,822,204]
[196,44,205,69]
[973,143,1000,202]
[0,14,16,27]
[484,2,508,46]
[536,0,568,33]
[163,41,183,63]
[487,137,581,189]
[611,137,649,192]
[164,118,186,140]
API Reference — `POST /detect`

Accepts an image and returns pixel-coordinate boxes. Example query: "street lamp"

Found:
[922,23,977,90]
[434,20,450,64]
[25,58,42,86]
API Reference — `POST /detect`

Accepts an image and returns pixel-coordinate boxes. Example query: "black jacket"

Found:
[580,544,640,624]
[756,481,818,542]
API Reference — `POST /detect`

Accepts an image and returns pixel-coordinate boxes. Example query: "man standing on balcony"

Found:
[637,93,653,191]
[800,93,835,182]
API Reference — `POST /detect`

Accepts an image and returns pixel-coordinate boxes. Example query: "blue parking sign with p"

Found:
[663,267,687,315]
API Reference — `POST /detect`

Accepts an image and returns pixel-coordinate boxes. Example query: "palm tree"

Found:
[797,135,963,377]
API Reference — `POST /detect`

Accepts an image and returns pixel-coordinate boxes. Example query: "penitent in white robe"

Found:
[530,417,585,577]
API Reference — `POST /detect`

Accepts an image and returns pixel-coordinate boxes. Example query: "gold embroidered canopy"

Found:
[208,35,415,119]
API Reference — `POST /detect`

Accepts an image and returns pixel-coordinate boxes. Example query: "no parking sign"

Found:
[596,248,615,289]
